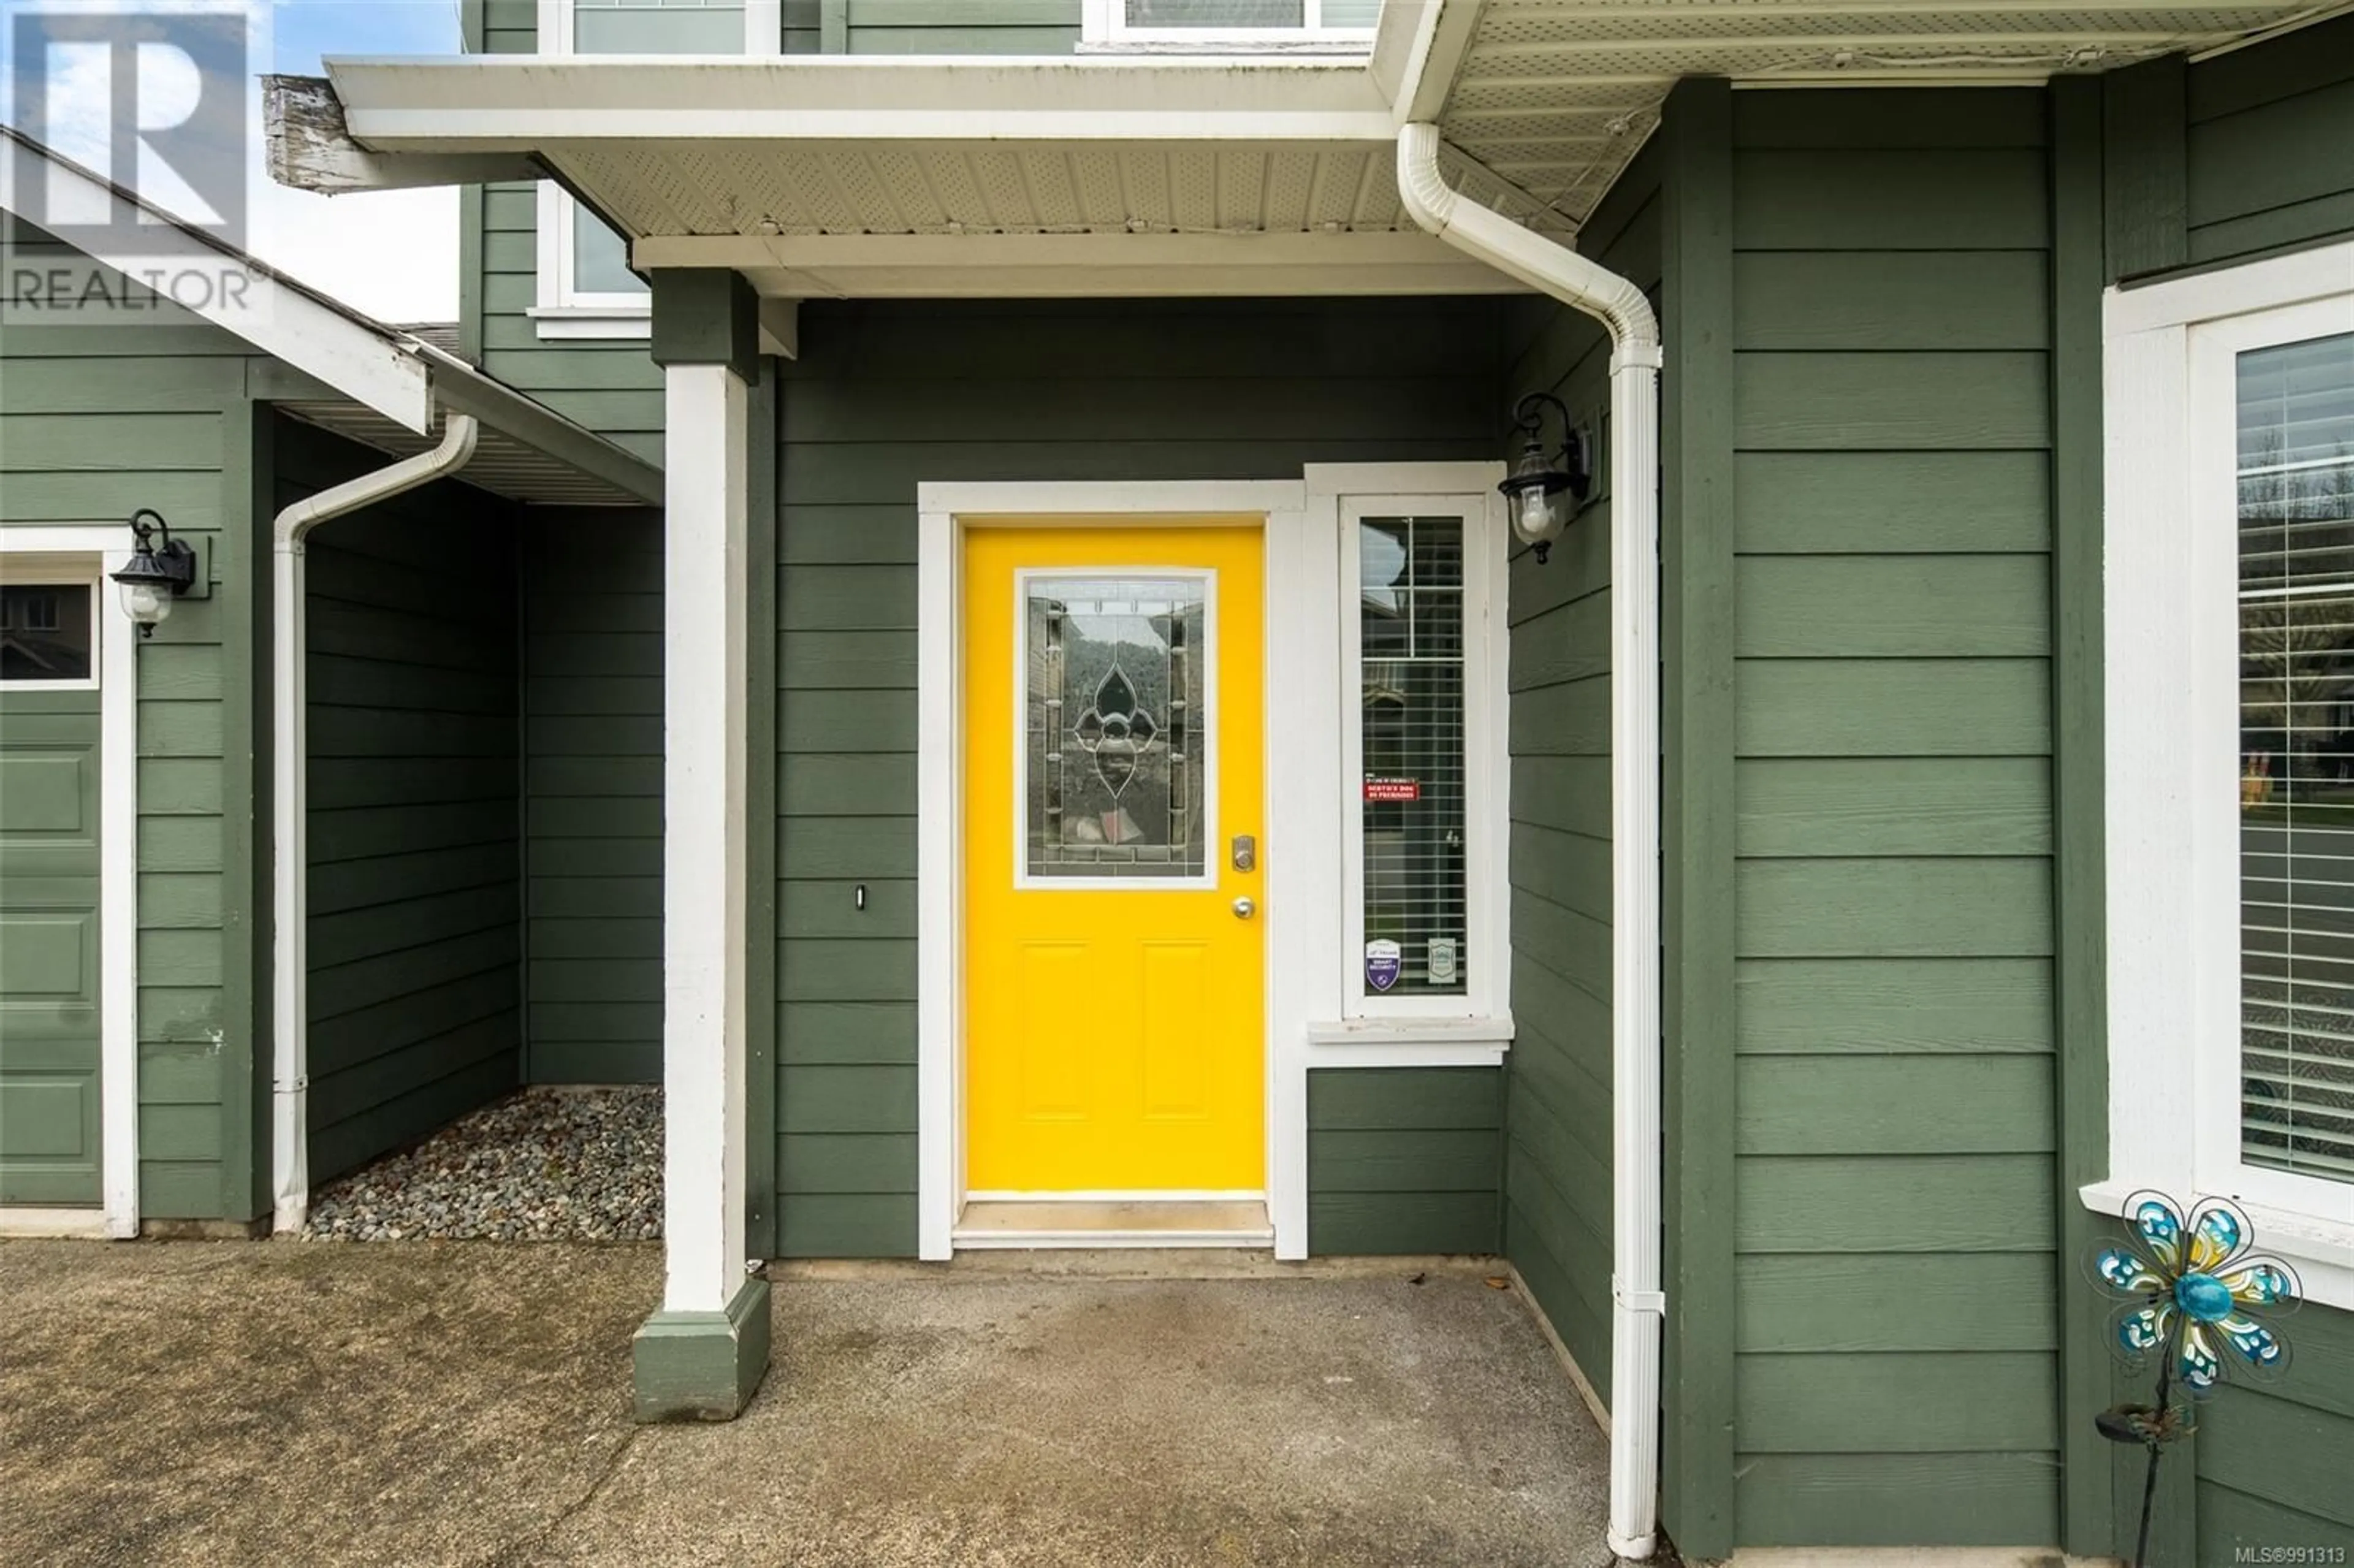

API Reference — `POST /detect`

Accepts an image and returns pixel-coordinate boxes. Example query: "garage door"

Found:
[0,579,104,1208]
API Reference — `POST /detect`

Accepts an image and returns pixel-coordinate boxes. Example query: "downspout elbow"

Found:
[273,412,479,549]
[1395,122,1659,359]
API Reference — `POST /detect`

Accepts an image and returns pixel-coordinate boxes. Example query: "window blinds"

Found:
[2239,329,2354,1186]
[1359,517,1468,997]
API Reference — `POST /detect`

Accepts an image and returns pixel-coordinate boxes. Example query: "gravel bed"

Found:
[302,1086,662,1242]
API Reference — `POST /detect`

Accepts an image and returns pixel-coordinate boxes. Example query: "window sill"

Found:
[528,305,651,341]
[2082,1178,2354,1313]
[1073,39,1371,56]
[1303,1016,1512,1068]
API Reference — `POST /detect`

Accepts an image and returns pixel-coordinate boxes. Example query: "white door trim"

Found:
[0,528,140,1238]
[916,480,1308,1261]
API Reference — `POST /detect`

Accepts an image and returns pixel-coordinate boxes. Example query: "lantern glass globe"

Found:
[118,578,173,630]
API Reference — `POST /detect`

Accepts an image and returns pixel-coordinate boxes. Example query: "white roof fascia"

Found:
[419,346,666,503]
[0,127,432,433]
[5,127,663,492]
[324,55,1401,150]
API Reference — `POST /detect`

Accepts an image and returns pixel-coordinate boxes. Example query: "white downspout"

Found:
[1396,122,1666,1562]
[270,414,481,1231]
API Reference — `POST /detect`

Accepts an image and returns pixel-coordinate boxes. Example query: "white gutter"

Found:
[270,414,481,1231]
[1396,120,1666,1561]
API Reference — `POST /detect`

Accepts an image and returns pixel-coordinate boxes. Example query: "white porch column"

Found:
[634,270,769,1421]
[660,359,750,1313]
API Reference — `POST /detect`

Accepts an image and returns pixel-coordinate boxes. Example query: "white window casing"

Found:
[530,0,779,339]
[2097,235,2354,1310]
[1303,465,1512,1055]
[1336,492,1509,1026]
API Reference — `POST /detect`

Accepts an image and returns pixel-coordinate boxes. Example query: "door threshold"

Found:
[953,1197,1273,1250]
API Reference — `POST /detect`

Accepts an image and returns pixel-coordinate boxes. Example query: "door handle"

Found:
[1232,897,1256,920]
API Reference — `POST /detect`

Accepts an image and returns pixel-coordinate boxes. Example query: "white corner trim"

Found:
[0,531,138,1238]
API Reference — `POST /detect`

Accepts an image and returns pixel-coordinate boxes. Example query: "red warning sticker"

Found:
[1363,777,1420,802]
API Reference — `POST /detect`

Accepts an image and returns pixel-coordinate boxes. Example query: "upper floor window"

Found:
[1083,0,1379,48]
[531,0,775,338]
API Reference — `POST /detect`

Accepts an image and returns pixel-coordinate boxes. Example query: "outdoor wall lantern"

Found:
[111,509,197,637]
[1496,391,1592,564]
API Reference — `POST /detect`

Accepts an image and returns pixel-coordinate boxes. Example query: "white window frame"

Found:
[2097,234,2354,1309]
[1080,0,1376,48]
[530,0,779,340]
[1337,493,1507,1022]
[1010,565,1221,892]
[0,580,96,691]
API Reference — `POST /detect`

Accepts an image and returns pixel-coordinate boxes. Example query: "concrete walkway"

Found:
[0,1243,1613,1567]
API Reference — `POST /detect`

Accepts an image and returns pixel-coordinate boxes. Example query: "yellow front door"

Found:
[964,522,1265,1195]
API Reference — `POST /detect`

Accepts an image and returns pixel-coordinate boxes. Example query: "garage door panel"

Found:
[0,672,103,1209]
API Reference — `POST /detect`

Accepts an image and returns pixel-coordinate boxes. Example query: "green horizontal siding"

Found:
[289,417,523,1182]
[772,297,1501,1257]
[1,230,263,1219]
[1724,89,2061,1551]
[2184,14,2354,266]
[520,508,665,1083]
[1306,1068,1502,1256]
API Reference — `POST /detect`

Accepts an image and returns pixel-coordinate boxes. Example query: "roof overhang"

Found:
[3,124,661,506]
[281,47,1567,300]
[275,0,2351,302]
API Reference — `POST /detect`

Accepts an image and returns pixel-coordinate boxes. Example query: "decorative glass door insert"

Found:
[1020,573,1211,882]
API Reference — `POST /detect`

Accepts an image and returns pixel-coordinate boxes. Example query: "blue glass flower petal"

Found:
[2219,1313,2286,1375]
[2177,1323,2222,1393]
[2096,1245,2163,1295]
[2190,1201,2247,1273]
[2116,1304,2166,1355]
[2133,1194,2186,1271]
[2224,1260,2297,1307]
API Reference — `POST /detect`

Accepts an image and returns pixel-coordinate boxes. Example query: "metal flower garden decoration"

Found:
[2090,1191,2302,1567]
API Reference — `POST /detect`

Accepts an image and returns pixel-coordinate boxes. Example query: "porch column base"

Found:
[631,1276,771,1422]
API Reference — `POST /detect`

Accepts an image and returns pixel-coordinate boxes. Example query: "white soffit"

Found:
[1436,0,2339,227]
[321,53,1568,297]
[555,138,1561,236]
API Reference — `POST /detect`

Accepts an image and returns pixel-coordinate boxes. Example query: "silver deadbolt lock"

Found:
[1231,834,1257,872]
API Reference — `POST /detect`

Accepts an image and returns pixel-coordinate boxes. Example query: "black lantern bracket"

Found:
[1512,392,1594,509]
[127,509,209,596]
[109,509,210,639]
[1495,391,1596,565]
